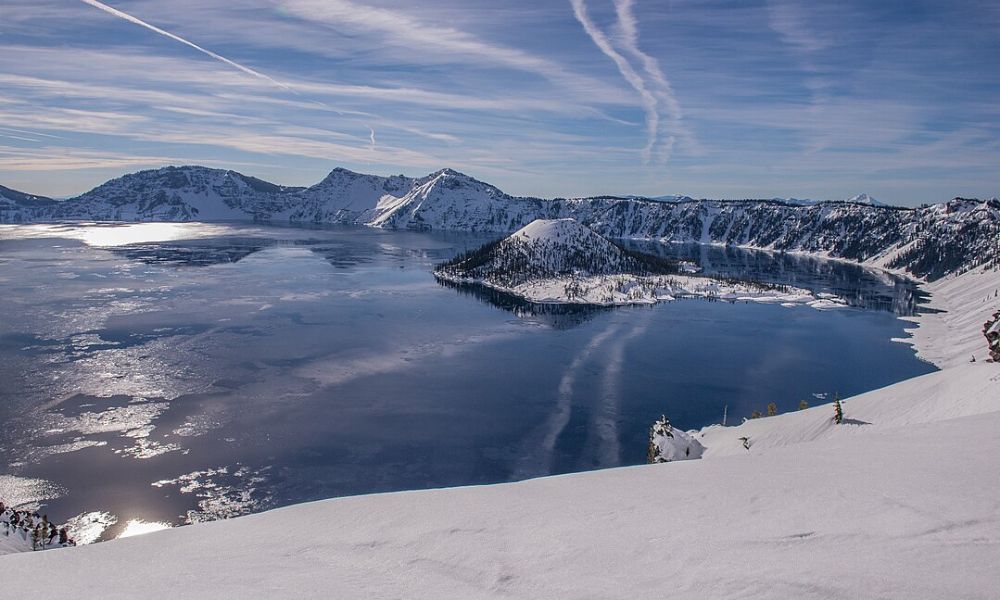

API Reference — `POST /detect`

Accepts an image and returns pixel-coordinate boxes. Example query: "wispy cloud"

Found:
[765,0,831,54]
[1,0,997,203]
[276,0,609,95]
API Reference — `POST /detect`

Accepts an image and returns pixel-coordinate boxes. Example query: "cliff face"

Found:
[985,311,1000,362]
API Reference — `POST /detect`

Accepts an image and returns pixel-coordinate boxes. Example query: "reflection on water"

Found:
[111,238,273,266]
[436,278,610,329]
[623,241,927,315]
[0,222,936,542]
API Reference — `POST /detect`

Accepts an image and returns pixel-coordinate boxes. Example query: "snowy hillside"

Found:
[39,166,304,222]
[435,218,675,286]
[0,184,54,223]
[2,357,998,599]
[435,218,849,308]
[3,166,997,280]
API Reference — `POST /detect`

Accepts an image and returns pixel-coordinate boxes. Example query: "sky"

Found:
[0,0,998,205]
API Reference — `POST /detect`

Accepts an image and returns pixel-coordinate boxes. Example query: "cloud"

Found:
[765,0,831,54]
[275,0,610,95]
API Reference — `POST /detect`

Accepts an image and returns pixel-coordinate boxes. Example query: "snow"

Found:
[437,219,851,309]
[1,360,998,599]
[2,175,999,596]
[3,271,997,599]
[442,271,849,308]
[6,166,997,283]
[898,266,1000,367]
[514,217,601,243]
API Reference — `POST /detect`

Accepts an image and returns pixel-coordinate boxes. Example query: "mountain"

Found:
[844,193,882,206]
[3,165,998,281]
[0,184,55,223]
[38,166,304,222]
[434,218,675,288]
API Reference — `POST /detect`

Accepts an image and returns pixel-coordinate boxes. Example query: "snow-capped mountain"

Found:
[435,218,674,288]
[37,166,304,222]
[3,165,997,281]
[0,184,55,223]
[844,193,882,205]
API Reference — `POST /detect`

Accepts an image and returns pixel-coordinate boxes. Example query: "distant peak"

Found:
[323,167,362,178]
[845,193,881,205]
[429,167,469,179]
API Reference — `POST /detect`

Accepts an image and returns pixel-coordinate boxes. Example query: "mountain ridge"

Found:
[2,165,997,281]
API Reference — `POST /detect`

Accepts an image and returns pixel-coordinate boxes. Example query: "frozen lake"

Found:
[0,222,935,541]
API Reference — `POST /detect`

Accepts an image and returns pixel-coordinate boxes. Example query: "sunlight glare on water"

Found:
[0,222,237,247]
[117,519,171,539]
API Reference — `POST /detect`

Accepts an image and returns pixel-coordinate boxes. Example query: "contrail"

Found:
[78,0,387,150]
[570,0,660,164]
[613,0,689,163]
[80,0,291,91]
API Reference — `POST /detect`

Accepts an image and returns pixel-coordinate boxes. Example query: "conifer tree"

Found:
[833,393,844,424]
[646,414,673,463]
[798,399,809,410]
[767,402,777,417]
[750,410,762,419]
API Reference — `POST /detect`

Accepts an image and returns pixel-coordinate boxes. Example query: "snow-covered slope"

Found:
[3,359,998,599]
[435,218,673,286]
[39,166,304,222]
[288,167,420,224]
[0,184,55,223]
[5,166,996,281]
[896,266,1000,367]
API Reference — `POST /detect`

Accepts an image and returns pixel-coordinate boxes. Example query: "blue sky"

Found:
[0,0,997,205]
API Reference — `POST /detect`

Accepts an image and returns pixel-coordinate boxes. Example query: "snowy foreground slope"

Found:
[2,363,999,599]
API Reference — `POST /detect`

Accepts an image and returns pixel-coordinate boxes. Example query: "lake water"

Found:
[0,222,936,540]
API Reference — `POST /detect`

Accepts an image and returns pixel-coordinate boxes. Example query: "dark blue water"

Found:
[0,223,935,540]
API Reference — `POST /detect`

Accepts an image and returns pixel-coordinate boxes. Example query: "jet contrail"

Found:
[80,0,291,91]
[613,0,689,163]
[78,0,384,147]
[570,0,659,164]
